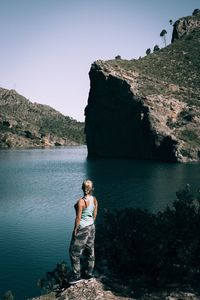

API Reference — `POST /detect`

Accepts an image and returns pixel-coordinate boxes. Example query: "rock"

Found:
[30,278,134,300]
[166,292,198,300]
[85,12,200,162]
[29,278,200,300]
[172,10,200,42]
[84,60,200,162]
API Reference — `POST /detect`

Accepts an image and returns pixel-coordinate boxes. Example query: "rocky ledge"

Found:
[30,278,200,300]
[85,10,200,162]
[30,278,133,300]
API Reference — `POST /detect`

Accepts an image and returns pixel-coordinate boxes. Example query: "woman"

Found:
[69,179,98,284]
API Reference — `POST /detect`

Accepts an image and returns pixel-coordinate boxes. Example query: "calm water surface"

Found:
[0,146,200,300]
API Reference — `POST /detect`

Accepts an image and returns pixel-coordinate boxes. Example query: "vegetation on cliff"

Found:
[0,88,85,148]
[105,27,200,104]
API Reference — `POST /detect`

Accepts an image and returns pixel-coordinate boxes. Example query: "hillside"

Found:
[0,88,85,148]
[85,10,200,162]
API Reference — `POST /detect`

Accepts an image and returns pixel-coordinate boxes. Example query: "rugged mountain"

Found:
[0,88,85,148]
[85,11,200,162]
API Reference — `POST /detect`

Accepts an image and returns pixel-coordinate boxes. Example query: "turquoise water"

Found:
[0,146,200,300]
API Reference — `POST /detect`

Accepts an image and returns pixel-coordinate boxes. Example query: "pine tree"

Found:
[160,29,167,47]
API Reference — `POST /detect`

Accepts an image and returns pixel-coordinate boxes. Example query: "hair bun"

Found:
[82,180,93,195]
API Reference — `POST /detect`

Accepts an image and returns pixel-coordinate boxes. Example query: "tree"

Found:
[115,55,121,60]
[146,48,151,55]
[160,29,167,47]
[169,19,173,25]
[153,45,160,52]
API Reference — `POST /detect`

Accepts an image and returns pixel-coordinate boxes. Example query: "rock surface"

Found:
[30,278,133,300]
[172,9,200,42]
[30,278,200,300]
[85,12,200,162]
[0,88,85,148]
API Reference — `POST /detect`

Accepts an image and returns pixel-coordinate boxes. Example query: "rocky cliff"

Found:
[172,9,200,42]
[0,88,85,148]
[85,11,200,162]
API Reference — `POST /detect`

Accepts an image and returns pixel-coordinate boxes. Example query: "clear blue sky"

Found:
[0,0,199,121]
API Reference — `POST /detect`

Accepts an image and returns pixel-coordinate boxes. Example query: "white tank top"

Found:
[79,196,95,228]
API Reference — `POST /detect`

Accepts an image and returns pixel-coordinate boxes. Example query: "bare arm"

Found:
[93,197,98,221]
[74,199,83,236]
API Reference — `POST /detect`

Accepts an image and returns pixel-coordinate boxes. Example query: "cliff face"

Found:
[0,88,85,148]
[85,64,183,161]
[85,12,200,162]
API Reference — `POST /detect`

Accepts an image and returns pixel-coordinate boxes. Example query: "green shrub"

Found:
[96,185,200,285]
[179,129,200,145]
[3,291,14,300]
[38,262,69,294]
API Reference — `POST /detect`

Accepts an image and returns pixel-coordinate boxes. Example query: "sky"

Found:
[0,0,199,121]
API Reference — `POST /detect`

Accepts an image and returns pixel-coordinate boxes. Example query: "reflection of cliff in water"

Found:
[85,157,200,215]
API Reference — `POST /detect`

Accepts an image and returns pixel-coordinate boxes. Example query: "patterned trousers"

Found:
[69,224,95,276]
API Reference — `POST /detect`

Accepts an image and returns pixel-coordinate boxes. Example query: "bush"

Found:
[146,48,151,55]
[179,129,200,145]
[153,45,160,52]
[38,262,69,294]
[3,291,14,300]
[96,185,200,285]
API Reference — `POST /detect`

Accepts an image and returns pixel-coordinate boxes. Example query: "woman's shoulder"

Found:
[92,196,98,205]
[75,198,85,207]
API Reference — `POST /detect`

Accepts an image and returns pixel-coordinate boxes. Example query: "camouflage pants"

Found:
[69,224,95,276]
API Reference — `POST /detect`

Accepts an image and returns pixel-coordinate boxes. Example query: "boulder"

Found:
[172,10,200,42]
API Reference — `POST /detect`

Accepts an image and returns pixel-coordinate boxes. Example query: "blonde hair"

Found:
[82,180,93,195]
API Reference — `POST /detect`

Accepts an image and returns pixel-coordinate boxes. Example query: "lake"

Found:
[0,146,200,300]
